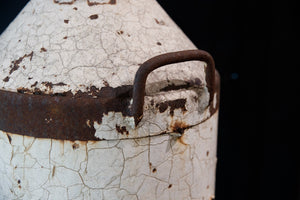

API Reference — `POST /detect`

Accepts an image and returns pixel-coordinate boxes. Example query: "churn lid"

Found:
[0,0,218,141]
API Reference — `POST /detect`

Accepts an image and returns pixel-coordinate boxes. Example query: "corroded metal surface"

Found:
[0,85,132,141]
[132,49,215,124]
[0,50,219,141]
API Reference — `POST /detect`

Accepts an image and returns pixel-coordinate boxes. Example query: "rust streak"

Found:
[87,0,116,6]
[53,0,76,5]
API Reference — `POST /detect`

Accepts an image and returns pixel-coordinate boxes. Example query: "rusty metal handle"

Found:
[132,49,215,125]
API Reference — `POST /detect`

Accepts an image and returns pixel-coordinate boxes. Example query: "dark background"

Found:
[0,1,299,200]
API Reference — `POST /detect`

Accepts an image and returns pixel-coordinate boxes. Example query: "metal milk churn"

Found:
[0,0,220,199]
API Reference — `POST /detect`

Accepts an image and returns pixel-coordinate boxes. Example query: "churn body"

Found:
[0,0,220,199]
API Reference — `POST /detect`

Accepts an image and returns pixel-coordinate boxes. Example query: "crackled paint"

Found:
[0,0,218,199]
[0,0,206,94]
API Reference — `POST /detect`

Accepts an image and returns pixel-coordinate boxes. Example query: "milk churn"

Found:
[0,0,220,199]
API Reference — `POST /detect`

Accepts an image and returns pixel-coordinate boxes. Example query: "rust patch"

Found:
[7,134,12,144]
[40,47,47,52]
[64,19,69,24]
[152,168,157,173]
[0,85,133,141]
[170,121,190,145]
[73,7,78,10]
[3,76,10,82]
[168,184,172,188]
[156,99,187,116]
[156,42,162,46]
[8,52,33,75]
[72,143,79,150]
[206,151,209,156]
[116,125,129,135]
[87,0,116,6]
[154,18,165,25]
[63,36,68,39]
[89,14,98,20]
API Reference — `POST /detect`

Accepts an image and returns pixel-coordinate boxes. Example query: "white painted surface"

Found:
[0,111,218,200]
[0,0,206,94]
[0,0,218,199]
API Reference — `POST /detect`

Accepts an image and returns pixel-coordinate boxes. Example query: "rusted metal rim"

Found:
[0,86,133,141]
[0,49,218,141]
[131,49,216,125]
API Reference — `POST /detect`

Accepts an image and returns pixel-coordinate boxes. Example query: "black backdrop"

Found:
[0,1,299,200]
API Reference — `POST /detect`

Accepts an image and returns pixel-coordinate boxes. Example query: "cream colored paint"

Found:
[0,112,218,200]
[0,0,206,94]
[0,0,218,199]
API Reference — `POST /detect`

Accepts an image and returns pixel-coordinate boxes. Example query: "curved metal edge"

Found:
[0,86,133,141]
[131,49,216,126]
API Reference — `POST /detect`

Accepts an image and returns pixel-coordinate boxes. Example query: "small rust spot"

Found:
[18,185,21,189]
[152,168,157,173]
[17,180,21,184]
[206,185,210,189]
[156,42,162,46]
[7,134,12,144]
[64,19,69,24]
[73,7,78,10]
[116,125,129,135]
[72,143,79,150]
[154,18,165,25]
[3,76,10,82]
[168,184,172,188]
[117,30,124,35]
[89,14,98,20]
[150,99,154,106]
[31,81,38,88]
[156,99,187,116]
[63,36,68,39]
[28,77,33,80]
[103,80,109,87]
[206,151,209,156]
[40,47,47,52]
